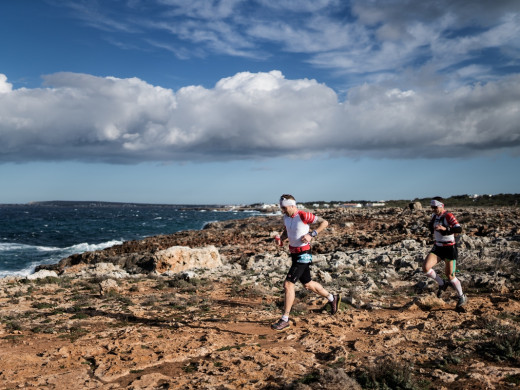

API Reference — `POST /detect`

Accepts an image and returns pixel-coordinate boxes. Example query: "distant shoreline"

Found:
[2,192,519,209]
[7,200,231,208]
[0,201,272,213]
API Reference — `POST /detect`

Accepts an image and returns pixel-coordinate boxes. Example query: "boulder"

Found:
[315,269,333,284]
[409,201,423,211]
[153,245,222,274]
[27,270,59,280]
[99,279,119,296]
[401,239,420,250]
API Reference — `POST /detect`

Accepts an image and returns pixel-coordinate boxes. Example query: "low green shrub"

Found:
[355,359,429,390]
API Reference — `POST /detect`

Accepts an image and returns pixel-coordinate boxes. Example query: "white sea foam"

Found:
[202,220,218,229]
[0,240,121,254]
[63,240,123,254]
[0,240,123,278]
[0,242,60,252]
[0,263,38,278]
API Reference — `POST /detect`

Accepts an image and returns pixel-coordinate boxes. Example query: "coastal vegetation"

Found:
[304,193,520,209]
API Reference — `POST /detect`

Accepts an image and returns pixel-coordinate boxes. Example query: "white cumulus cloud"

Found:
[0,74,12,93]
[0,71,519,163]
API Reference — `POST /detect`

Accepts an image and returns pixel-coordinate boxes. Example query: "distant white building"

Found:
[312,203,331,208]
[341,203,362,208]
[367,202,386,207]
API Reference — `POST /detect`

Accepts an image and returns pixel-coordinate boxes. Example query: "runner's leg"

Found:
[446,260,464,297]
[283,280,296,317]
[424,252,444,285]
[304,280,331,299]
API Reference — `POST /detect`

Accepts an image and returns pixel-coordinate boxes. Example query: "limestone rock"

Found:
[315,269,333,283]
[129,373,173,389]
[409,201,423,211]
[99,278,119,296]
[26,270,58,280]
[62,262,129,278]
[153,245,222,274]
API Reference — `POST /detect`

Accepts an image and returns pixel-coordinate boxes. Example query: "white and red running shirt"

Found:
[284,210,317,252]
[432,211,460,246]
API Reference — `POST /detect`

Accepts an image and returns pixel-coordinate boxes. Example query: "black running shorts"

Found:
[285,251,312,285]
[431,244,458,261]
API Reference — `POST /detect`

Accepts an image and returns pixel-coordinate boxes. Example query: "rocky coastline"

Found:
[1,206,519,389]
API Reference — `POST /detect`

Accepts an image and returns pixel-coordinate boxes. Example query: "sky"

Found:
[1,0,519,205]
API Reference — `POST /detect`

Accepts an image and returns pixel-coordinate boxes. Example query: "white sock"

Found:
[327,294,334,302]
[426,269,444,285]
[281,315,289,322]
[450,277,463,296]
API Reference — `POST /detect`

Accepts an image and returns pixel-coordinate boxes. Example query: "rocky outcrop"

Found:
[37,244,222,275]
[38,205,520,273]
[5,206,520,389]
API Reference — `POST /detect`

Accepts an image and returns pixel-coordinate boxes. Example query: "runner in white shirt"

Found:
[422,197,467,309]
[271,194,340,331]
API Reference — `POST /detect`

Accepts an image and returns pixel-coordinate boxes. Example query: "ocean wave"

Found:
[0,240,123,278]
[63,240,123,254]
[0,240,121,253]
[0,242,60,252]
[202,220,218,229]
[0,263,39,278]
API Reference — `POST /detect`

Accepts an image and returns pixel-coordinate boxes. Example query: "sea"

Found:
[0,202,263,278]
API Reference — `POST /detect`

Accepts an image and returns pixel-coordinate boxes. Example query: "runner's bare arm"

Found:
[280,228,288,241]
[302,217,329,243]
[312,216,329,235]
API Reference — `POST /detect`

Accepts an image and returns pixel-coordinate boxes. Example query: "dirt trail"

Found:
[1,276,519,389]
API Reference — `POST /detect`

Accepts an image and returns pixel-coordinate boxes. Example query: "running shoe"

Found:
[436,281,449,298]
[456,294,467,308]
[330,294,341,315]
[271,319,290,331]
